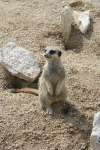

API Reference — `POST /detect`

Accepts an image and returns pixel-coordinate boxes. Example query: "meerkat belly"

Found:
[50,75,59,84]
[49,74,61,95]
[49,73,59,84]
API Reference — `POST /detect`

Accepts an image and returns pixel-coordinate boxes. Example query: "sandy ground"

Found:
[0,0,100,150]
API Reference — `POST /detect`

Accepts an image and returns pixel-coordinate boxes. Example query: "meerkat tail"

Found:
[11,88,38,96]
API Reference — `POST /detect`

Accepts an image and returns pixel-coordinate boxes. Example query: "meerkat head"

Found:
[43,47,62,61]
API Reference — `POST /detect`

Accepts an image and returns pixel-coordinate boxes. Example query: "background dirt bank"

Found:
[0,0,100,150]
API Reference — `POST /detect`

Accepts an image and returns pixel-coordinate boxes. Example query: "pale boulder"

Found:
[0,42,41,82]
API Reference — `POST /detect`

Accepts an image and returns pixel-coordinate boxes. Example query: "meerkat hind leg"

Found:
[40,103,53,115]
[39,97,46,111]
[46,107,53,115]
[46,101,53,115]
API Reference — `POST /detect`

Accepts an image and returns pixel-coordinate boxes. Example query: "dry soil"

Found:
[0,0,100,150]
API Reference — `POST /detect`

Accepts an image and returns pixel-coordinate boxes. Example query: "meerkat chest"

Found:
[43,63,65,82]
[46,66,64,83]
[49,73,59,84]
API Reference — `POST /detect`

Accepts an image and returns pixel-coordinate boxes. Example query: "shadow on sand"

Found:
[51,101,92,140]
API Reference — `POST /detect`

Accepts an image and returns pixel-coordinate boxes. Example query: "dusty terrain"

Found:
[0,0,100,150]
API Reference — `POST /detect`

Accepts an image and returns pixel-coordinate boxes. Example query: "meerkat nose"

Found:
[44,54,47,57]
[44,54,48,58]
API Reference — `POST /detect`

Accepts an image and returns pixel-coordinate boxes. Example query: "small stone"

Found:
[90,112,100,150]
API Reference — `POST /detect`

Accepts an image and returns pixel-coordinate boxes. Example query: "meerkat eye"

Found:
[49,50,56,55]
[58,51,62,57]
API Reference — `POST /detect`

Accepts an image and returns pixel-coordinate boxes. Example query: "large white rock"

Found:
[61,5,91,45]
[90,112,100,150]
[0,42,41,82]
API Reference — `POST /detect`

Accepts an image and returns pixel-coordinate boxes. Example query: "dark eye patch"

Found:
[58,51,62,57]
[49,50,56,55]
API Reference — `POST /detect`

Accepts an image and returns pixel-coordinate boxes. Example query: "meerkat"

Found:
[11,47,66,115]
[39,47,66,115]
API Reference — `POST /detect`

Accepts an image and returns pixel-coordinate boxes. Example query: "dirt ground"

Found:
[0,0,100,150]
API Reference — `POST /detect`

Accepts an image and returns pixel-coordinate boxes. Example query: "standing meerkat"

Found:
[11,47,66,114]
[39,47,66,115]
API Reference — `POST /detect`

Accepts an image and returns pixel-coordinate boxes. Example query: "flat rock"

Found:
[0,42,41,82]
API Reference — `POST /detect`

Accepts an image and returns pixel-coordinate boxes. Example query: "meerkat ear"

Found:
[58,51,62,57]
